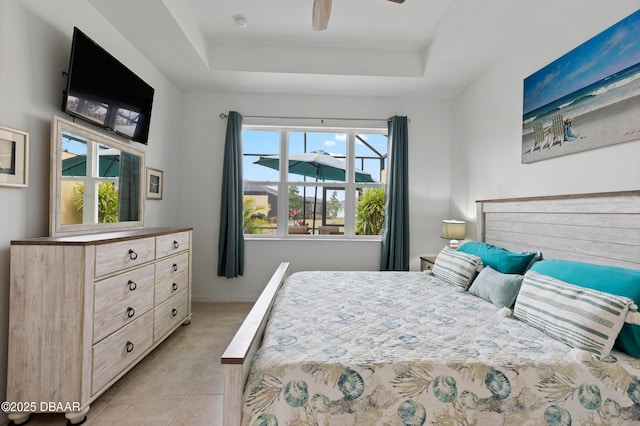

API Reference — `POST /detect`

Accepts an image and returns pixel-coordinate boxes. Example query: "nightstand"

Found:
[420,255,437,271]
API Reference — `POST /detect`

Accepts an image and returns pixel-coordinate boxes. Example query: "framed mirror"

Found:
[50,116,145,236]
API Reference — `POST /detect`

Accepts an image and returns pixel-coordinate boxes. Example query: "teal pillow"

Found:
[530,259,640,358]
[458,242,538,274]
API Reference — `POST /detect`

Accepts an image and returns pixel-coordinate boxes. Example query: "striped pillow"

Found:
[432,247,482,290]
[514,270,635,359]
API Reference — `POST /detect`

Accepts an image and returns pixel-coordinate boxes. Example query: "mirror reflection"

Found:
[51,117,145,236]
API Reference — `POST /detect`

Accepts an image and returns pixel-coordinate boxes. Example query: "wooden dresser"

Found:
[6,227,192,424]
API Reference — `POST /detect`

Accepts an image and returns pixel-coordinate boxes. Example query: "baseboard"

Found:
[192,296,258,303]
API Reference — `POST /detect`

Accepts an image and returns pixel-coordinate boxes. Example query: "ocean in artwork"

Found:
[521,8,640,162]
[522,61,640,136]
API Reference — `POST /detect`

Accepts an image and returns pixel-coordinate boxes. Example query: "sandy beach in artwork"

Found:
[521,92,640,163]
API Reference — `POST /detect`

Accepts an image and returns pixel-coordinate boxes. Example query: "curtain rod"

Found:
[219,113,409,123]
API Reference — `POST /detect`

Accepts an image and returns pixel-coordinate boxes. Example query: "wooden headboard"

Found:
[477,190,640,269]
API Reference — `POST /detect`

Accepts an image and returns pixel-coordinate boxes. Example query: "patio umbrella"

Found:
[254,150,375,232]
[62,153,120,177]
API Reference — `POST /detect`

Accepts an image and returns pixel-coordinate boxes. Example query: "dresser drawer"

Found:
[156,231,190,259]
[92,310,153,395]
[155,252,189,305]
[93,264,155,343]
[95,237,155,277]
[154,290,189,341]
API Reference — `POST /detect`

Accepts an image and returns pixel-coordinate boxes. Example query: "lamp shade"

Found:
[441,220,466,240]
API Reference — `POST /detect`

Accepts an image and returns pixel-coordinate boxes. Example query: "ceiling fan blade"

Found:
[313,0,332,31]
[388,0,406,3]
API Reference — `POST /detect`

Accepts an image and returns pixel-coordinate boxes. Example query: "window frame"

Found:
[243,124,387,239]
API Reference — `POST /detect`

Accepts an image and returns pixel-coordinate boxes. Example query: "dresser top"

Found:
[11,227,193,246]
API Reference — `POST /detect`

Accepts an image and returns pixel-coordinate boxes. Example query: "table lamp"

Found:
[441,220,466,249]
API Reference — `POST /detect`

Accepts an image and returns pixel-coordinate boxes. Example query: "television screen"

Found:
[62,27,154,144]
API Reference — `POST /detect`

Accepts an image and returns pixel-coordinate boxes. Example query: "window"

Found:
[61,132,121,224]
[243,126,388,238]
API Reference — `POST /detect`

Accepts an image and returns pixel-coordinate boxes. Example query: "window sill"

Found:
[244,235,382,242]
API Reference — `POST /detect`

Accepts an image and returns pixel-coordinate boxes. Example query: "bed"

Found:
[222,190,640,425]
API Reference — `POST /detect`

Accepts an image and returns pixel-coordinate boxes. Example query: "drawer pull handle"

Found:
[172,263,178,272]
[126,341,134,353]
[128,249,138,260]
[128,280,137,291]
[127,307,135,318]
[172,283,178,292]
[172,308,178,317]
[173,240,179,249]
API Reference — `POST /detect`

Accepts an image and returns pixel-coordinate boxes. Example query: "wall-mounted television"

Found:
[62,27,154,145]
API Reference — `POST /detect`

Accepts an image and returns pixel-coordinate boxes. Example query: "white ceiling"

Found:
[86,0,586,98]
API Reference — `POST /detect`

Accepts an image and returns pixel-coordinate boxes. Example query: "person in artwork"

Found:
[564,117,578,141]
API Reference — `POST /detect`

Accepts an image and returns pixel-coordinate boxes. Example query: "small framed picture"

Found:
[146,167,163,200]
[0,125,28,187]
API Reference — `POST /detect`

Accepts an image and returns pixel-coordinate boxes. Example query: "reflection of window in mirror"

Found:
[51,116,145,236]
[60,132,88,225]
[60,132,124,225]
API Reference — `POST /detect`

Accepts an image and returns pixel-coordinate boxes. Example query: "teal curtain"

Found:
[380,116,410,271]
[118,151,139,222]
[217,111,245,277]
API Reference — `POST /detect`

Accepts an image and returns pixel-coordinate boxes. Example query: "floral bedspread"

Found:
[242,271,640,425]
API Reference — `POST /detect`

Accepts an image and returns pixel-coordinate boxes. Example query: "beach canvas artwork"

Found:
[522,9,640,163]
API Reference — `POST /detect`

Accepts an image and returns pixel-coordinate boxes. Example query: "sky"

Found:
[523,9,640,114]
[243,131,388,182]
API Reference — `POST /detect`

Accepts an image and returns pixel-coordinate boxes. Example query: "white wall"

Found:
[178,92,453,301]
[451,1,640,238]
[0,0,183,420]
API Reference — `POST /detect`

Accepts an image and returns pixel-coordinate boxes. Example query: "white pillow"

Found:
[515,270,636,359]
[432,247,481,290]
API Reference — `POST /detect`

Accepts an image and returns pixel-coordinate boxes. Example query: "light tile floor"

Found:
[9,302,253,426]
